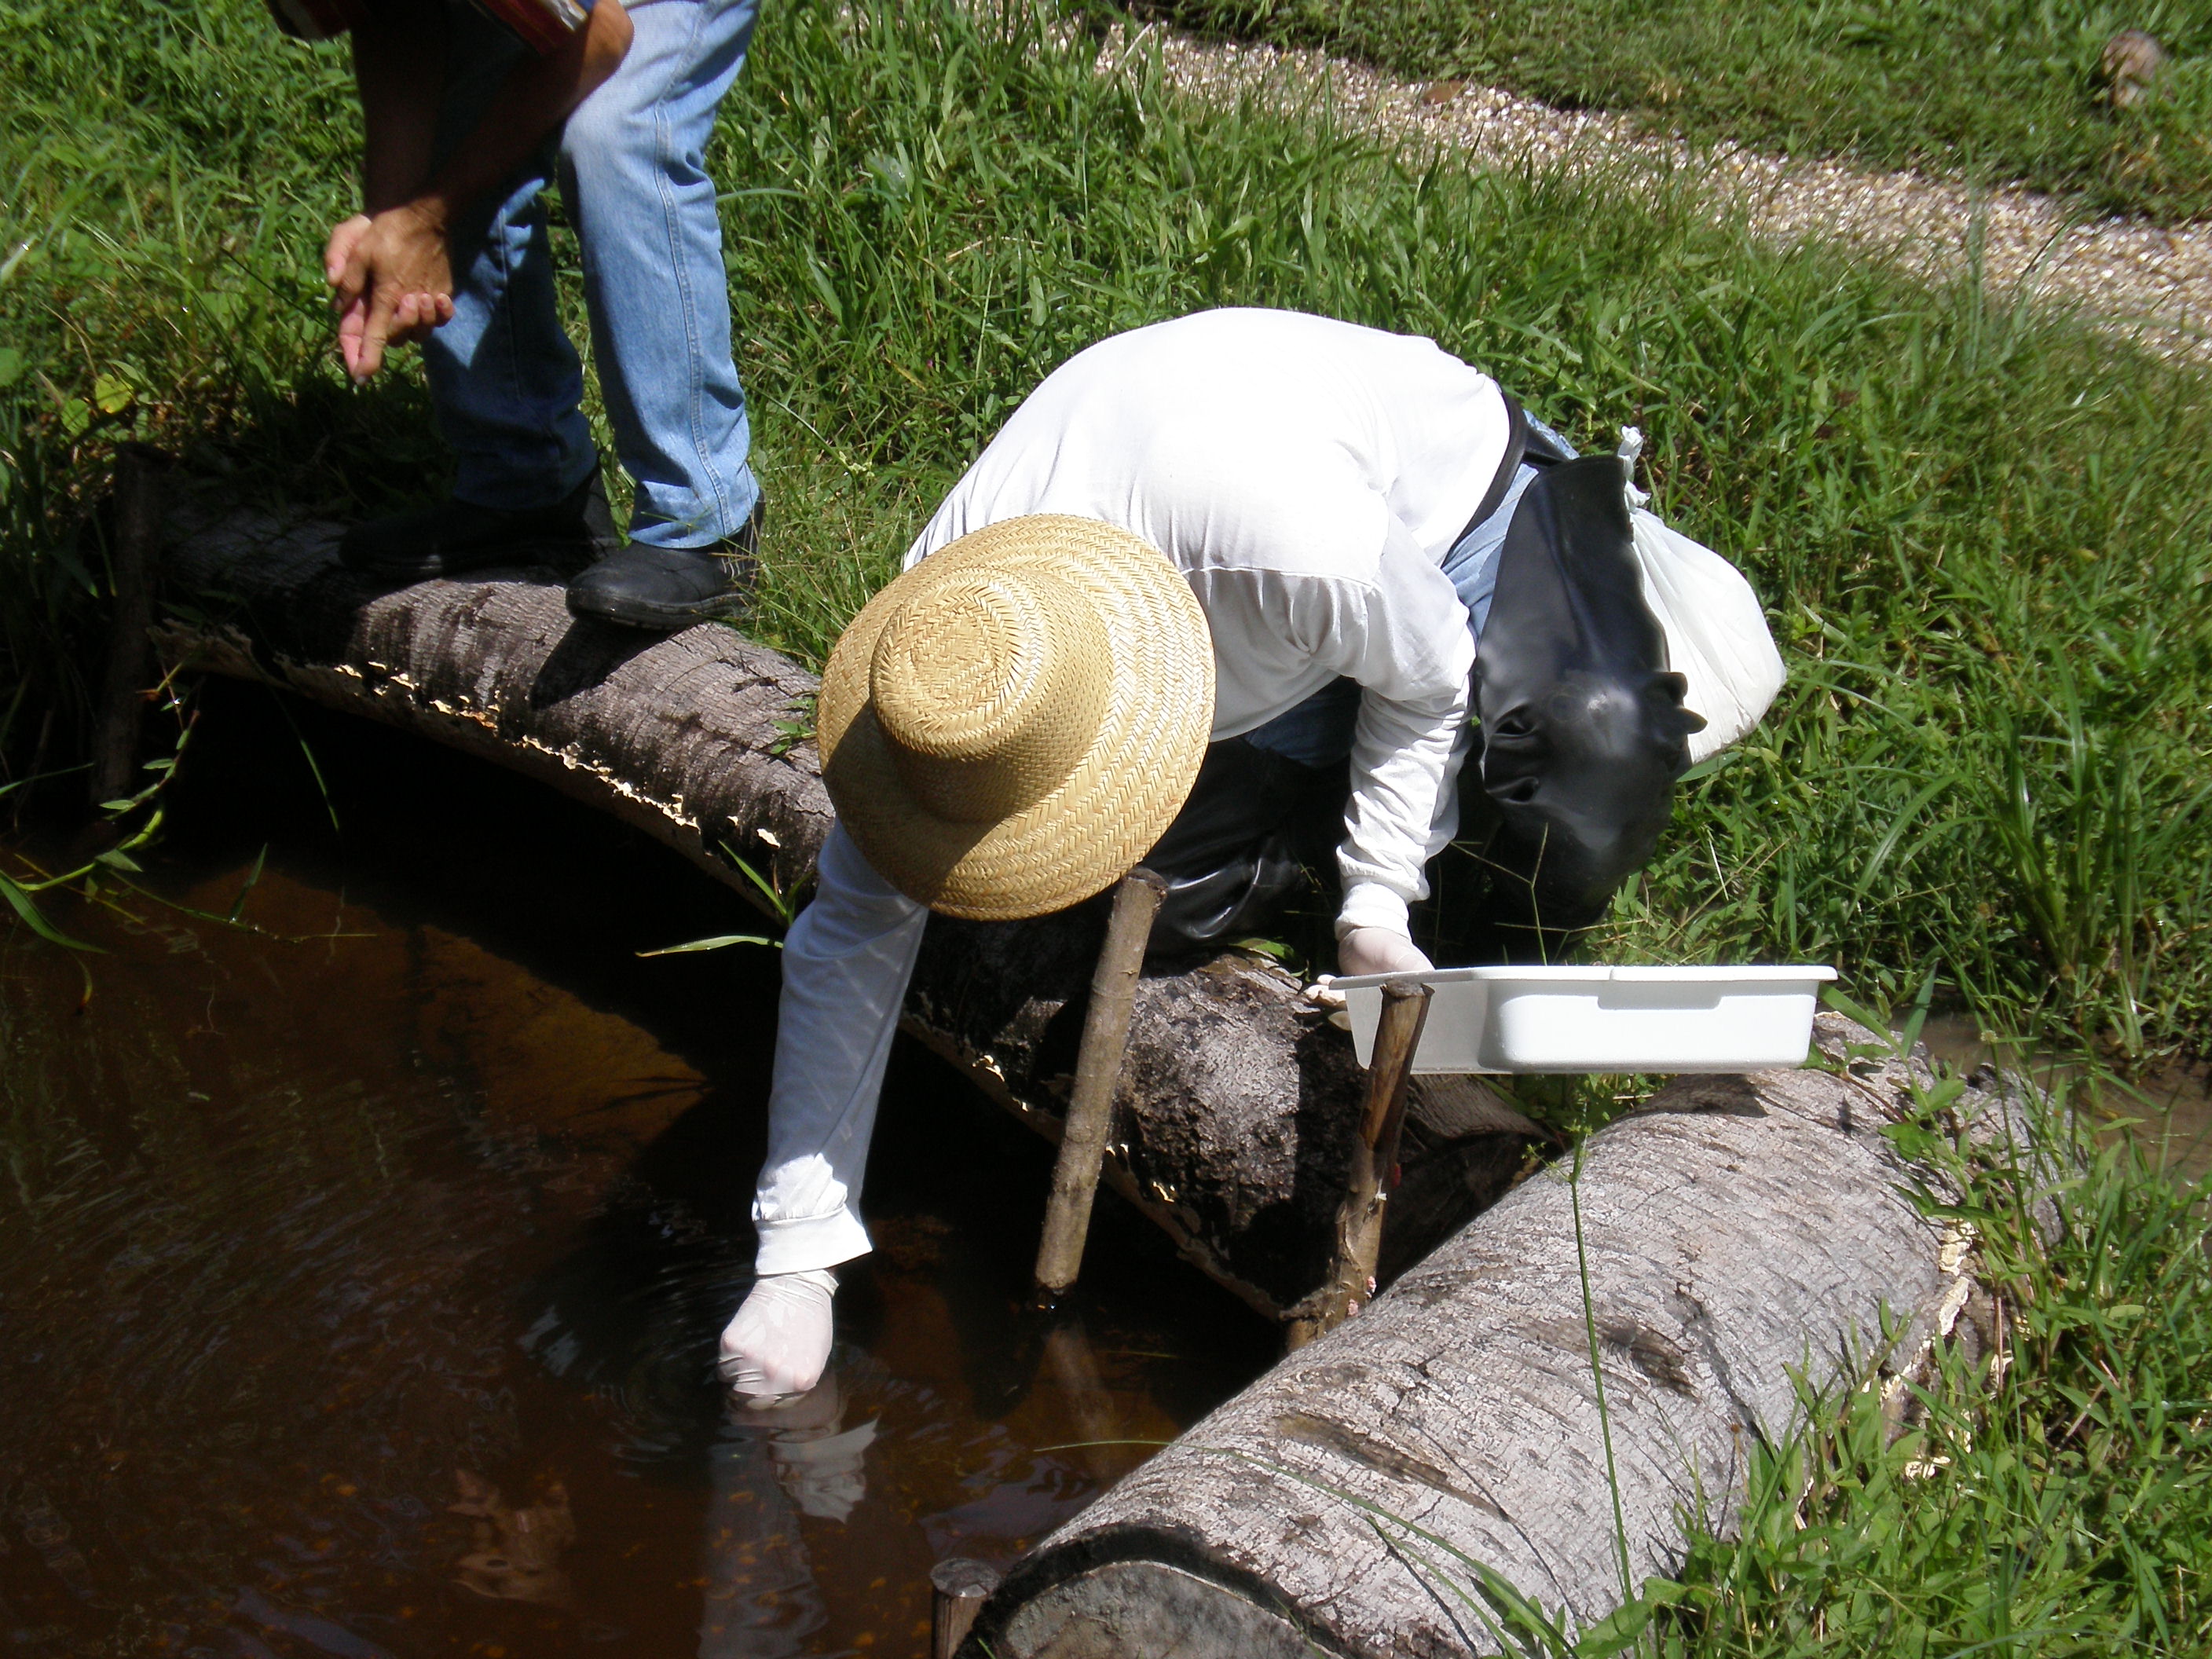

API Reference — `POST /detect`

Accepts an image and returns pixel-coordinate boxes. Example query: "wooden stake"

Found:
[930,1557,1001,1659]
[1032,866,1167,1302]
[1287,978,1432,1349]
[89,445,170,815]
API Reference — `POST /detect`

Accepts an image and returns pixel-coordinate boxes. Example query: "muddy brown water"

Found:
[0,687,1278,1658]
[1918,1015,2212,1180]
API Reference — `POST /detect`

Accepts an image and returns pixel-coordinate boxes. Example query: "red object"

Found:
[266,0,590,56]
[476,0,586,55]
[264,0,372,41]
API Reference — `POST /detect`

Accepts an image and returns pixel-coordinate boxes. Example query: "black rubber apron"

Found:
[1141,419,1699,961]
[1464,453,1703,958]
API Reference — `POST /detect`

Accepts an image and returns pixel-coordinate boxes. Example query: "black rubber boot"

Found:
[1139,736,1347,958]
[339,471,617,580]
[564,504,761,632]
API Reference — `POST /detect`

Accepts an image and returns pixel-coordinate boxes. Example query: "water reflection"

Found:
[694,1383,859,1657]
[450,1470,577,1606]
[1919,1013,2212,1178]
[0,691,1276,1657]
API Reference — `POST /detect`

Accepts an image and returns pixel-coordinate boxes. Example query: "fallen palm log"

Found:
[152,508,1525,1320]
[963,1013,2021,1657]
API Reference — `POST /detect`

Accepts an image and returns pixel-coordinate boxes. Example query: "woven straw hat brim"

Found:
[819,516,1214,921]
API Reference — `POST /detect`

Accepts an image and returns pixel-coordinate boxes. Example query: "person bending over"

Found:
[271,0,766,629]
[719,307,1778,1401]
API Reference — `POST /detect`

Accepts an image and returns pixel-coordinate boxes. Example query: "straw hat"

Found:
[818,515,1214,920]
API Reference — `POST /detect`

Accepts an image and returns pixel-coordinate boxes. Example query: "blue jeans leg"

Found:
[421,4,599,512]
[561,0,762,549]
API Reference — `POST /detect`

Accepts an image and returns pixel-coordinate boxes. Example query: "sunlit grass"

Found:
[1137,0,2212,222]
[5,0,2212,1648]
[7,0,2211,1056]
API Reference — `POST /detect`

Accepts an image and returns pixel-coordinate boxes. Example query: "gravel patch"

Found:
[1126,25,2212,365]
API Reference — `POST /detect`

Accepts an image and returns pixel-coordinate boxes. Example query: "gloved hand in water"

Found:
[718,1268,837,1404]
[1336,927,1433,979]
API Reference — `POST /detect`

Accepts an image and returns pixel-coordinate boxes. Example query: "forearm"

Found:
[753,827,927,1275]
[351,0,448,212]
[328,0,632,375]
[1335,685,1470,937]
[1322,522,1477,938]
[412,0,632,232]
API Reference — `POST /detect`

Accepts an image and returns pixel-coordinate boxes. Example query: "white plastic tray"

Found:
[1329,964,1838,1075]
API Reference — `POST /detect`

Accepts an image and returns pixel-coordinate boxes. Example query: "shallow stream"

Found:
[1918,1016,2212,1179]
[0,688,1276,1657]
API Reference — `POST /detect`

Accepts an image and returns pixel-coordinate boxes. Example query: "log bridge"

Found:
[152,511,2020,1651]
[152,510,1531,1322]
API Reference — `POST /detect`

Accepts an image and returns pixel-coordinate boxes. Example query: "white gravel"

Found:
[1117,24,2212,366]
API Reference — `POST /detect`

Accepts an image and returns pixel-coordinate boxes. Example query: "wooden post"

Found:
[931,1557,1001,1659]
[1032,866,1167,1302]
[1287,978,1432,1349]
[90,445,170,815]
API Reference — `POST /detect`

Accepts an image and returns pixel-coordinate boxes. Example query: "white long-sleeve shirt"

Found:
[906,308,1510,936]
[754,311,1509,1273]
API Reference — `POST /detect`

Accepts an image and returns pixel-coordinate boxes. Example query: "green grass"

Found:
[4,3,2212,1641]
[1646,1052,2212,1658]
[1138,0,2212,222]
[5,0,2210,1053]
[1452,1046,2212,1658]
[0,0,447,782]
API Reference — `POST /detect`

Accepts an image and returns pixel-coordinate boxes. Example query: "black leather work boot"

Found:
[339,472,617,581]
[563,503,762,632]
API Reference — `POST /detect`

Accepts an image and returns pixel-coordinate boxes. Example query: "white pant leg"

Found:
[752,825,928,1274]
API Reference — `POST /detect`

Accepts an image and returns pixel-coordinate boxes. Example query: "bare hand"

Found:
[328,203,456,380]
[1336,927,1433,979]
[324,213,372,285]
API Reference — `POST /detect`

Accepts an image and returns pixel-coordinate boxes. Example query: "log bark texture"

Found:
[964,1014,2018,1658]
[152,511,1522,1319]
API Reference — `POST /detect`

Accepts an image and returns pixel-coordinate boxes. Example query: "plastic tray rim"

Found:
[1328,963,1840,991]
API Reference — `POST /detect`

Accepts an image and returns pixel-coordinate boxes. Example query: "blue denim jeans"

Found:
[1437,408,1578,635]
[427,0,761,547]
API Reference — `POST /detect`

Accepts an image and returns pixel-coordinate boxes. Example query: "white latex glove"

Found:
[717,1268,837,1404]
[1336,927,1433,979]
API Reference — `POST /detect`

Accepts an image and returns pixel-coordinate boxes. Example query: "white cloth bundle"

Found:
[1617,430,1786,764]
